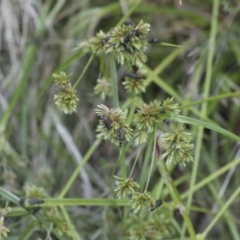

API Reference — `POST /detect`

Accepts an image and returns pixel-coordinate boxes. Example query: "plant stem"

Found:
[182,0,219,237]
[144,129,156,192]
[120,150,127,178]
[0,41,41,133]
[73,54,94,89]
[180,91,240,110]
[19,221,36,240]
[171,115,240,141]
[156,160,196,240]
[0,188,64,239]
[59,139,101,198]
[127,98,137,125]
[129,147,141,178]
[60,206,82,240]
[0,187,20,205]
[109,54,119,108]
[202,185,240,237]
[181,157,240,200]
[116,0,142,27]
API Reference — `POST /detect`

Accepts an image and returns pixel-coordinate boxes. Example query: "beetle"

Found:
[118,128,125,147]
[150,199,163,212]
[121,43,131,53]
[124,72,143,80]
[123,31,135,44]
[124,20,135,27]
[102,36,110,46]
[28,198,44,205]
[101,115,112,129]
[148,38,161,44]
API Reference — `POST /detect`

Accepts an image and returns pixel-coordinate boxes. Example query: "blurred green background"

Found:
[0,0,240,239]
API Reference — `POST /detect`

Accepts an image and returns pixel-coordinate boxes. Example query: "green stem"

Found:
[60,206,82,240]
[109,54,119,108]
[59,139,101,198]
[157,160,196,240]
[46,0,65,23]
[0,187,19,205]
[207,181,240,240]
[0,6,50,133]
[202,185,240,237]
[21,85,28,163]
[0,199,130,214]
[116,0,142,27]
[45,223,53,240]
[19,221,37,240]
[159,42,184,48]
[73,54,94,89]
[129,147,141,178]
[127,98,137,125]
[180,91,240,110]
[202,1,219,106]
[144,129,156,192]
[181,157,240,200]
[182,1,219,237]
[139,128,153,191]
[0,45,39,133]
[171,115,240,142]
[120,150,127,178]
[0,187,64,239]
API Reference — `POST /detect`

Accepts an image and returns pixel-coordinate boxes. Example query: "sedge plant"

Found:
[52,19,196,239]
[2,1,240,239]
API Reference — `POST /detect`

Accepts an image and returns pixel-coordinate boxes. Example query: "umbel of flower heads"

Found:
[127,210,175,239]
[53,72,79,115]
[93,77,113,100]
[133,98,180,144]
[94,68,149,99]
[76,20,150,67]
[123,69,148,94]
[95,98,194,166]
[161,126,194,166]
[134,98,194,166]
[113,176,161,214]
[113,176,140,199]
[95,104,132,146]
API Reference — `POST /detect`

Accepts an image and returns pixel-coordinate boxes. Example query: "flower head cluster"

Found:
[161,126,194,166]
[42,208,72,237]
[160,97,180,115]
[133,98,181,144]
[53,72,71,86]
[114,176,140,199]
[122,69,147,94]
[113,176,163,214]
[95,104,132,146]
[131,192,155,214]
[128,216,148,240]
[21,186,72,238]
[135,100,162,131]
[19,185,45,214]
[134,100,162,144]
[94,77,112,99]
[53,72,79,114]
[76,20,150,67]
[25,185,46,199]
[0,205,10,238]
[127,208,175,240]
[76,30,107,55]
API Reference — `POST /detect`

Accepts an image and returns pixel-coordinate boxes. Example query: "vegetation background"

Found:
[0,0,240,239]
